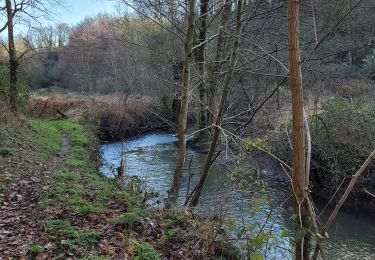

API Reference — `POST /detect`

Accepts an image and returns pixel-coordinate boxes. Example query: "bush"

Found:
[271,97,375,210]
[309,98,375,206]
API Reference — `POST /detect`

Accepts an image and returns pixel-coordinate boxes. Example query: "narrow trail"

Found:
[0,135,70,257]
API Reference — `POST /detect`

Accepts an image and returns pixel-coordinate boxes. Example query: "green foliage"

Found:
[310,98,375,198]
[131,240,160,260]
[27,244,45,256]
[0,64,31,110]
[110,207,144,227]
[272,97,375,208]
[0,147,14,157]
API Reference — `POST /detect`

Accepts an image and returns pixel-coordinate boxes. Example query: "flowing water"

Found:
[100,133,375,259]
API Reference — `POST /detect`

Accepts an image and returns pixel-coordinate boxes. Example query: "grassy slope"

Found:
[18,119,238,259]
[27,119,150,258]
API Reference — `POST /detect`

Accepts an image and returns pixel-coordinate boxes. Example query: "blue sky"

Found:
[0,0,121,35]
[54,0,118,26]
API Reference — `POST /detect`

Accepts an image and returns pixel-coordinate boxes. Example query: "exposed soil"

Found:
[0,135,70,257]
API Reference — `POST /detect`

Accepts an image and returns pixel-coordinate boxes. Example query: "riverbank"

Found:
[27,90,375,215]
[0,118,238,259]
[101,131,375,259]
[28,91,174,141]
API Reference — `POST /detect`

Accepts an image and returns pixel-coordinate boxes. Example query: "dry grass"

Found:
[28,92,160,141]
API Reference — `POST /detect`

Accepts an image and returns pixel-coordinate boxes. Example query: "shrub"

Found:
[309,98,375,204]
[273,97,375,210]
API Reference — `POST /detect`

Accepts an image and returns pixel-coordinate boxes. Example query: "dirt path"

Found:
[0,135,70,257]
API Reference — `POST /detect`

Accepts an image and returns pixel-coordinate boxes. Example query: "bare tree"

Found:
[5,0,18,111]
[188,0,243,207]
[287,0,309,259]
[194,0,209,142]
[0,0,62,111]
[167,0,196,206]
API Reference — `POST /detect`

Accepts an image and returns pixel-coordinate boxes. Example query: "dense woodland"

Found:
[0,0,375,259]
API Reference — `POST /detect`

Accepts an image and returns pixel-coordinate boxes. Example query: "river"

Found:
[100,133,375,259]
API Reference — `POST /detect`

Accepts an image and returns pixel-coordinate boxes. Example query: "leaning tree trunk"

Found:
[6,0,18,112]
[312,149,375,259]
[287,0,309,259]
[188,0,243,207]
[194,0,209,143]
[167,0,196,206]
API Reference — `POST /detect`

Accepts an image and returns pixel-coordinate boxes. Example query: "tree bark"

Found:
[167,0,195,206]
[206,0,232,126]
[189,0,243,207]
[195,0,209,142]
[6,0,18,112]
[287,0,309,259]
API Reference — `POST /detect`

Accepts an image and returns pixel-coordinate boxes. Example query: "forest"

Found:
[0,0,375,259]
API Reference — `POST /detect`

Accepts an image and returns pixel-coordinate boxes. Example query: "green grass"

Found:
[31,119,144,256]
[44,219,101,249]
[28,119,62,157]
[27,244,45,256]
[11,118,236,258]
[110,207,144,227]
[130,240,160,260]
[34,120,127,215]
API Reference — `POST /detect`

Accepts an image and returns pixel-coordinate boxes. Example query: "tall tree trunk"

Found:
[287,0,309,259]
[207,0,232,126]
[6,0,18,112]
[195,0,209,142]
[167,0,195,205]
[188,0,242,207]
